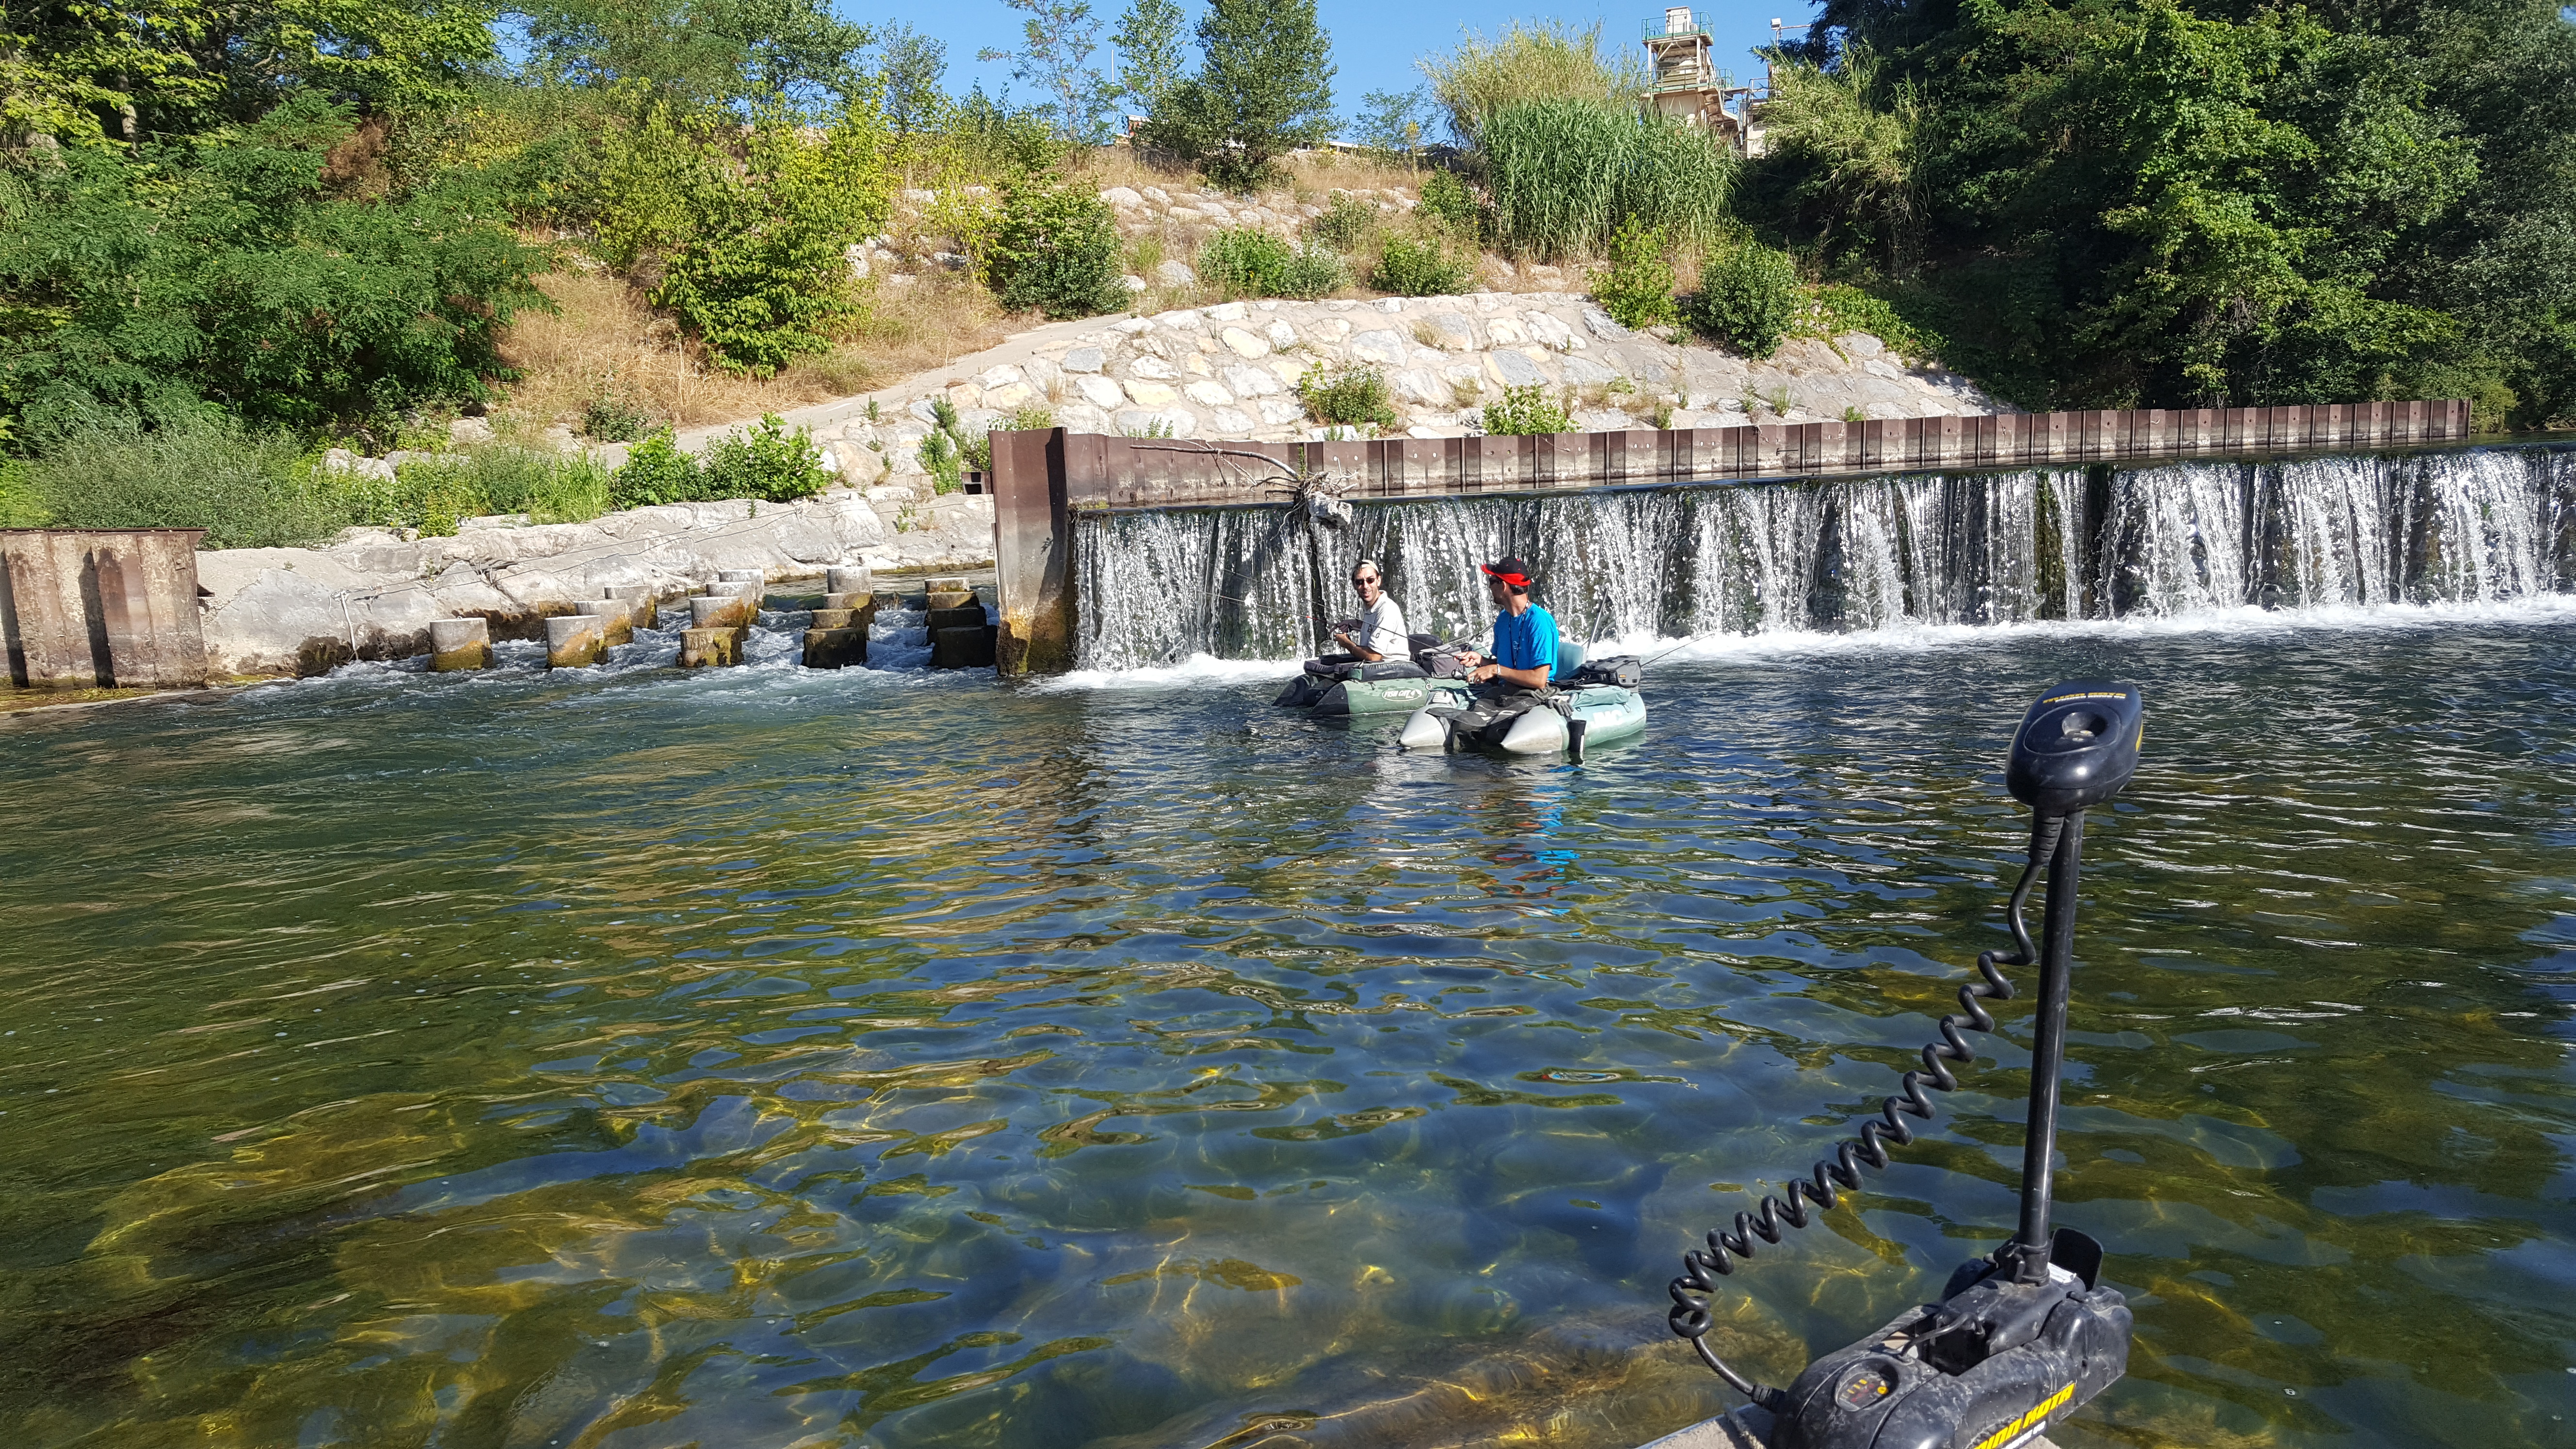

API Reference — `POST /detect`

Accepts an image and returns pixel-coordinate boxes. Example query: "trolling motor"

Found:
[1667,681,2146,1449]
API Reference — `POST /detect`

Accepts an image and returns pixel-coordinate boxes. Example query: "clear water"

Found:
[3,602,2574,1449]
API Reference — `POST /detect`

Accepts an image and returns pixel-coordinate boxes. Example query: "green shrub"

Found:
[1480,99,1735,259]
[1417,169,1479,228]
[1481,384,1573,435]
[1594,218,1678,330]
[1685,241,1804,357]
[640,108,893,378]
[1200,227,1343,299]
[988,175,1128,320]
[1277,244,1345,299]
[1809,283,1948,363]
[19,417,343,548]
[610,429,706,510]
[583,393,651,442]
[1295,362,1401,433]
[703,414,834,501]
[1304,193,1377,249]
[1370,234,1474,296]
[1200,227,1295,296]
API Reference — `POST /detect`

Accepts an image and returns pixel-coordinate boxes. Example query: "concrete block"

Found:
[428,617,492,672]
[813,601,878,632]
[605,583,658,630]
[802,626,869,669]
[716,568,767,588]
[689,591,756,629]
[931,623,998,669]
[927,576,971,592]
[573,598,633,645]
[545,612,607,668]
[822,592,866,611]
[926,589,978,612]
[826,565,872,595]
[927,604,986,633]
[680,625,747,667]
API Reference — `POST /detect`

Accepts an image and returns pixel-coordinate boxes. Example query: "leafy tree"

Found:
[1352,86,1427,158]
[1138,0,1334,192]
[874,22,950,131]
[1111,0,1187,116]
[0,95,547,442]
[1761,0,2575,420]
[518,0,872,112]
[978,0,1114,144]
[1481,383,1571,435]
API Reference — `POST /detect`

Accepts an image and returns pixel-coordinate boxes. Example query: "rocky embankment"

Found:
[680,291,1998,506]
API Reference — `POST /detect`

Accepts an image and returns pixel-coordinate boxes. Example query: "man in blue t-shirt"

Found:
[1454,556,1558,694]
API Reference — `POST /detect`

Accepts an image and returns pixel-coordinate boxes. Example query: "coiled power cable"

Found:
[1665,812,2070,1407]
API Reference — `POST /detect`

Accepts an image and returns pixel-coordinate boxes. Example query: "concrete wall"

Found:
[0,529,209,689]
[987,401,2476,675]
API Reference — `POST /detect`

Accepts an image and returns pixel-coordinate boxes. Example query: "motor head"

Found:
[2005,681,2143,816]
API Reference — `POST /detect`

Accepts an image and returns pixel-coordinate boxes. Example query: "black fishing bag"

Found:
[1570,655,1643,688]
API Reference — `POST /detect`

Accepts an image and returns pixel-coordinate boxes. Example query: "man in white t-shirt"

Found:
[1331,559,1408,663]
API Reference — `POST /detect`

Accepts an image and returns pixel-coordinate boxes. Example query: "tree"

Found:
[1352,86,1426,159]
[874,22,949,132]
[1138,0,1334,191]
[977,0,1114,144]
[1111,0,1186,117]
[518,0,872,113]
[0,95,547,440]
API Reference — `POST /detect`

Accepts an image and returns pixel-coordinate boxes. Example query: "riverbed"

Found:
[3,601,2571,1449]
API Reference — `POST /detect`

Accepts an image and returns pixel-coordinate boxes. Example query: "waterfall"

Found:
[1072,444,2576,669]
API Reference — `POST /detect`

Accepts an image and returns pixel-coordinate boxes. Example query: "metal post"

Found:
[2012,807,2085,1280]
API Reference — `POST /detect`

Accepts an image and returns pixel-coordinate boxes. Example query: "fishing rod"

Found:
[1666,680,2144,1449]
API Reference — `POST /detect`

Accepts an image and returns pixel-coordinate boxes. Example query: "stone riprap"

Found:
[195,491,977,678]
[760,295,1996,501]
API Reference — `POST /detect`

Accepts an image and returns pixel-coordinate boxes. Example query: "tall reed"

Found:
[1481,99,1736,259]
[1418,21,1647,146]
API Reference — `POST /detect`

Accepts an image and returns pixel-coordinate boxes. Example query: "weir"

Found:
[1040,439,2573,672]
[987,402,2484,673]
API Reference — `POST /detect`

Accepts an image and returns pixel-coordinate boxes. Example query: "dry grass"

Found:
[493,265,1013,435]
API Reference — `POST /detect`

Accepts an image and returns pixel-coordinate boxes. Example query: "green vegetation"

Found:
[1370,235,1473,296]
[1416,20,1644,146]
[987,174,1127,319]
[1199,228,1342,298]
[16,417,340,549]
[1416,169,1478,228]
[1686,239,1803,358]
[1755,0,2576,422]
[1303,192,1377,249]
[1481,385,1573,435]
[1137,0,1336,191]
[1295,362,1399,433]
[1594,219,1678,331]
[1479,99,1734,260]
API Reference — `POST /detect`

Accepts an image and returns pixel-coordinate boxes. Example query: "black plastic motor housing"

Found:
[1771,1233,2132,1449]
[2004,682,2144,816]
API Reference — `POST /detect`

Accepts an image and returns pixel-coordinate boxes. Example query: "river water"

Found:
[3,598,2574,1449]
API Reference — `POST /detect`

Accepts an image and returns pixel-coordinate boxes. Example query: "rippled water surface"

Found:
[4,606,2574,1449]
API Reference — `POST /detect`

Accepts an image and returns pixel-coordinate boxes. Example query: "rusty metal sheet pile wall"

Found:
[1040,401,2469,512]
[0,529,209,689]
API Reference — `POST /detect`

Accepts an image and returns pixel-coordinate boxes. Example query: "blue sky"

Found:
[866,0,1812,136]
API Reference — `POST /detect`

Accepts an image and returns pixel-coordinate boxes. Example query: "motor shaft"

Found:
[2009,808,2084,1281]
